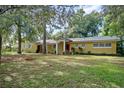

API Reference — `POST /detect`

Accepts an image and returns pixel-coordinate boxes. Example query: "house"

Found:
[22,36,120,55]
[22,40,56,53]
[36,40,57,54]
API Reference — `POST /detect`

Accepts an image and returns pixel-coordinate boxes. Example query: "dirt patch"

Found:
[105,58,124,67]
[1,55,35,63]
[112,61,124,67]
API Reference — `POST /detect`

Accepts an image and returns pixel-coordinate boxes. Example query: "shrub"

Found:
[71,47,75,55]
[88,51,91,54]
[78,47,83,54]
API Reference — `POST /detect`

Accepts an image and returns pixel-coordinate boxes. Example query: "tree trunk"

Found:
[18,25,22,54]
[120,36,124,55]
[43,22,47,54]
[0,34,2,63]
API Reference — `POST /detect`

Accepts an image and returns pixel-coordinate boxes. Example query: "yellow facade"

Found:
[70,41,117,54]
[47,44,56,54]
[22,43,37,53]
[58,42,64,54]
[22,43,56,53]
[22,40,117,55]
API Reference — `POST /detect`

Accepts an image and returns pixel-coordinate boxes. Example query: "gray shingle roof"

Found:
[68,36,120,42]
[36,36,120,45]
[36,39,57,44]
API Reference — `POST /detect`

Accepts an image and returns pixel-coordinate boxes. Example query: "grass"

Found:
[0,54,124,88]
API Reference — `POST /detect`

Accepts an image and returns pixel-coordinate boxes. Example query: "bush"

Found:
[78,47,83,54]
[71,47,75,55]
[88,51,91,54]
[117,41,124,55]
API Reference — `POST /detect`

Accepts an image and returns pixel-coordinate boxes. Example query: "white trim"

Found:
[93,47,112,48]
[93,42,112,48]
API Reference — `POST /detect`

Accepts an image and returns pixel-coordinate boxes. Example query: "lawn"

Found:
[0,54,124,88]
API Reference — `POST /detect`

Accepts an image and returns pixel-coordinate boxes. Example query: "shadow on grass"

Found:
[0,54,124,87]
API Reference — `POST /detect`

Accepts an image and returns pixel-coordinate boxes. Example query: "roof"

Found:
[67,36,120,42]
[36,36,120,44]
[36,39,57,45]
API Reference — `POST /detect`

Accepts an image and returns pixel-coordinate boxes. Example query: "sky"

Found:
[82,5,102,14]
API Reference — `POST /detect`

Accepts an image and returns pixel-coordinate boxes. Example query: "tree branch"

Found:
[0,6,20,15]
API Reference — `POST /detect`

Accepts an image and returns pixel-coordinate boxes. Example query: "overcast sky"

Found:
[83,5,102,14]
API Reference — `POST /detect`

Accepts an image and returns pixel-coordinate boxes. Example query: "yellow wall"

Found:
[22,43,37,53]
[58,42,64,54]
[22,40,117,54]
[70,41,117,54]
[22,43,56,54]
[47,44,56,54]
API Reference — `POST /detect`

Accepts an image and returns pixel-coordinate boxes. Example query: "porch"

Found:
[36,39,72,55]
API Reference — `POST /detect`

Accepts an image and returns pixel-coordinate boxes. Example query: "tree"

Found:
[52,31,65,40]
[0,5,77,56]
[0,14,13,62]
[0,6,10,61]
[68,9,102,38]
[0,5,22,61]
[101,6,124,35]
[32,5,77,54]
[31,6,56,54]
[9,6,36,54]
[0,32,2,61]
[102,6,124,54]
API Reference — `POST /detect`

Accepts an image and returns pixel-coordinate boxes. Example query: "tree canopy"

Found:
[68,9,102,37]
[0,5,124,57]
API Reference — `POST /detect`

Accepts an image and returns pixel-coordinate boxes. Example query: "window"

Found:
[99,43,104,47]
[105,43,111,47]
[93,43,98,47]
[93,43,111,48]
